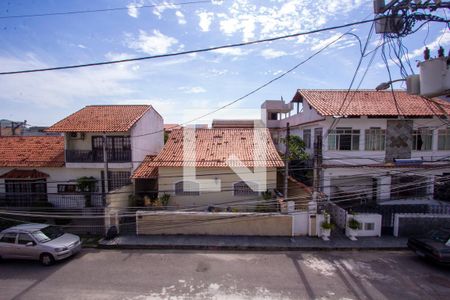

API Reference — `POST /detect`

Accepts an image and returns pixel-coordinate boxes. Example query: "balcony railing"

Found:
[66,149,132,163]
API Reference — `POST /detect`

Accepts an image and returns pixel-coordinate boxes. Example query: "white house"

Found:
[262,90,450,207]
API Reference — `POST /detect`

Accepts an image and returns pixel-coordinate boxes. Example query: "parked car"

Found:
[407,228,450,264]
[0,223,81,266]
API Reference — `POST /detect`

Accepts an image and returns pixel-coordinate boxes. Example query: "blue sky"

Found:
[0,0,448,126]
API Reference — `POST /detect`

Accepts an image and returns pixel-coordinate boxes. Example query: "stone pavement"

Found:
[98,232,408,251]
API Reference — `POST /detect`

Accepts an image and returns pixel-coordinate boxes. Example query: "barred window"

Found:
[233,181,258,196]
[57,184,80,193]
[365,128,385,151]
[175,181,200,196]
[303,129,311,149]
[438,129,450,150]
[328,128,360,151]
[413,128,433,151]
[108,171,131,191]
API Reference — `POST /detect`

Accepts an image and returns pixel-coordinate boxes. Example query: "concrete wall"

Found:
[106,184,134,209]
[157,167,278,209]
[345,213,382,237]
[131,107,164,171]
[136,211,296,236]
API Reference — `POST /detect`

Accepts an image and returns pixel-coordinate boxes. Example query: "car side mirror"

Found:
[26,241,35,247]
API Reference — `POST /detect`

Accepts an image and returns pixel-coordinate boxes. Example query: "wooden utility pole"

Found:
[283,122,290,199]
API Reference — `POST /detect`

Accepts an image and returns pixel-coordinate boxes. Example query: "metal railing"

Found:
[0,193,105,208]
[66,149,131,163]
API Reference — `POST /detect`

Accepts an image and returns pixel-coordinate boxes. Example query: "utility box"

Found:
[419,57,450,97]
[406,74,420,95]
[375,15,404,34]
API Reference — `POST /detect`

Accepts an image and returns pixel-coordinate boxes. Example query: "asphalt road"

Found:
[0,249,449,300]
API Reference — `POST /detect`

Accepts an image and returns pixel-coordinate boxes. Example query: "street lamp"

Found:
[375,78,406,91]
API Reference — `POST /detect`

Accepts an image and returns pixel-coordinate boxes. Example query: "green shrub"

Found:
[348,218,360,230]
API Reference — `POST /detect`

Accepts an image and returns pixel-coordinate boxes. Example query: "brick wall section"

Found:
[385,120,413,163]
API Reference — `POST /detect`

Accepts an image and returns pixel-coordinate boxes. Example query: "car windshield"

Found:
[430,230,450,243]
[31,226,64,243]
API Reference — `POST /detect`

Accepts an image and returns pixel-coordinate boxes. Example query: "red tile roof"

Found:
[0,169,50,179]
[132,155,158,179]
[293,90,450,116]
[136,129,283,173]
[0,136,64,167]
[46,105,152,132]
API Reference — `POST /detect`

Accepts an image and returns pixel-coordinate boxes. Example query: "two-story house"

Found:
[262,90,450,207]
[45,105,164,197]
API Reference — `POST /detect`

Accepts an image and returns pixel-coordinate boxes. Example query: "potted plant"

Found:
[320,212,333,241]
[159,194,170,207]
[347,215,360,241]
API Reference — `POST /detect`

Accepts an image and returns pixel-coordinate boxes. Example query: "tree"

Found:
[280,135,309,161]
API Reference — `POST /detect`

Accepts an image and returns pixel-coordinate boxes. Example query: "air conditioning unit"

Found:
[68,132,86,140]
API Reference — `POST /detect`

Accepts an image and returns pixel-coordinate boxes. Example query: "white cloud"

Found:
[127,30,179,55]
[0,54,138,108]
[213,47,251,56]
[260,48,287,59]
[198,11,214,32]
[178,86,206,94]
[175,11,186,25]
[127,1,143,18]
[153,2,178,19]
[77,44,86,49]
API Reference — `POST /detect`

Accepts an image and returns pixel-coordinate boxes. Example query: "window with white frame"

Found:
[365,128,386,151]
[328,127,360,151]
[412,128,433,151]
[233,181,258,196]
[175,181,200,196]
[303,129,311,149]
[438,128,450,150]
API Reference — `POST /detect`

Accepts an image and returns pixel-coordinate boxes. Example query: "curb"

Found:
[97,242,408,252]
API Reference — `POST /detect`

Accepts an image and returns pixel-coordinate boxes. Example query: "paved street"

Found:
[1,249,449,300]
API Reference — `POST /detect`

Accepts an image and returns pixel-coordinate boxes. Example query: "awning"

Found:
[0,169,50,179]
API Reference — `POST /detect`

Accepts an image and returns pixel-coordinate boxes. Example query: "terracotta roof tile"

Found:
[164,124,182,132]
[132,155,158,179]
[295,90,450,116]
[46,105,152,132]
[138,129,284,172]
[0,136,64,167]
[0,169,50,179]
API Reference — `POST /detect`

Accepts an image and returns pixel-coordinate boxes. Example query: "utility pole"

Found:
[103,134,109,195]
[283,122,290,199]
[312,134,323,203]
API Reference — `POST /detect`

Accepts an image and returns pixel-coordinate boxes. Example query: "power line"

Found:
[0,0,211,19]
[0,17,381,76]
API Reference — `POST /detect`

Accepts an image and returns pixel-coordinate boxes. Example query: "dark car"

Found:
[407,228,450,264]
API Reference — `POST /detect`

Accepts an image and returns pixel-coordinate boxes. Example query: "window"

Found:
[328,128,360,151]
[92,136,131,162]
[5,179,47,204]
[175,181,200,196]
[0,233,16,244]
[438,129,450,150]
[108,171,131,191]
[365,128,385,151]
[364,223,375,231]
[57,184,81,193]
[17,233,35,245]
[233,181,258,196]
[391,175,427,199]
[413,128,433,151]
[303,129,311,149]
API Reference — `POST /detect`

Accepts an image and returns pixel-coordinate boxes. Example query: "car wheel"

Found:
[40,253,55,266]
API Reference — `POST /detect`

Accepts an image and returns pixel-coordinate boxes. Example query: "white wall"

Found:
[130,107,164,171]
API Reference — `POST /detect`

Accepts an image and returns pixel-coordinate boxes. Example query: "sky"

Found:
[0,0,449,126]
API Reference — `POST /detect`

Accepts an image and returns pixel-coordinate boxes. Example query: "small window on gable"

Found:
[175,181,200,196]
[233,181,258,196]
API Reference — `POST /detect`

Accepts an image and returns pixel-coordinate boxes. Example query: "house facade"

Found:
[132,128,284,209]
[262,90,450,207]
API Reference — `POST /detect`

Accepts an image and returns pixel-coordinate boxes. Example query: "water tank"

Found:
[419,57,450,97]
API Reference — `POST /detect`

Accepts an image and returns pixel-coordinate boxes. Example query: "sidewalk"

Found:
[98,233,408,251]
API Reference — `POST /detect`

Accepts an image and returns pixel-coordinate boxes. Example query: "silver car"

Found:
[0,223,81,266]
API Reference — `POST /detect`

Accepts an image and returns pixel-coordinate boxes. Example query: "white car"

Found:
[0,223,81,266]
